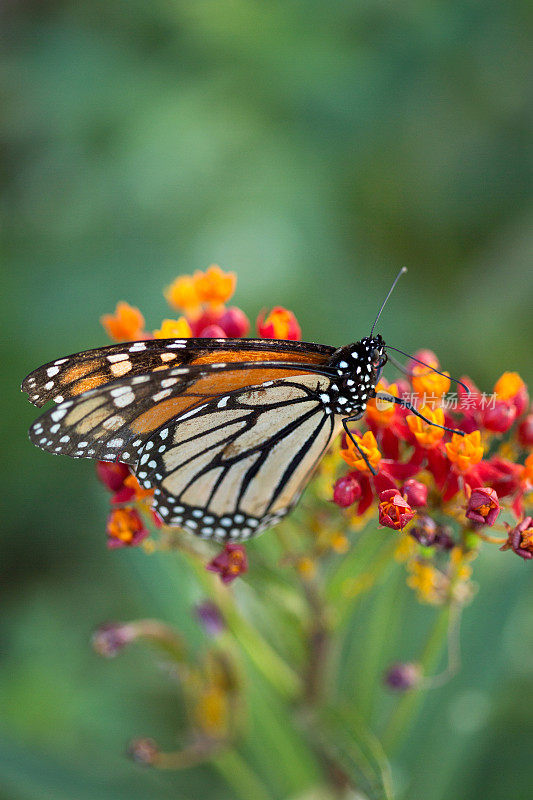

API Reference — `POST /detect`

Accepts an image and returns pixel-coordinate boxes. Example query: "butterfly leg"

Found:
[371,392,465,437]
[342,414,378,476]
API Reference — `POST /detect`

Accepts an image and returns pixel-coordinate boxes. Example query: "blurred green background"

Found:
[2,1,533,798]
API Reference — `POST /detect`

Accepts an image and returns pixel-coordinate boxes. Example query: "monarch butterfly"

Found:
[22,269,463,541]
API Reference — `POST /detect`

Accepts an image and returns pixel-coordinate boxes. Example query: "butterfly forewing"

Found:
[136,375,340,541]
[28,357,337,467]
[21,338,334,408]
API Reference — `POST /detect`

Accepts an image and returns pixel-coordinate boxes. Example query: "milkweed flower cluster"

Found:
[89,266,531,794]
[332,354,533,604]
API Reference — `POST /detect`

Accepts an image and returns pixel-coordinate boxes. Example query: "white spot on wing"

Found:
[107,353,129,363]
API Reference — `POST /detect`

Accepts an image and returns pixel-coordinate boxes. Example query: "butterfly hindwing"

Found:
[22,338,334,408]
[135,375,341,541]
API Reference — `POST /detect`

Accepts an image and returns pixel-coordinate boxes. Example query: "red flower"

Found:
[188,307,224,336]
[477,457,524,500]
[96,461,131,492]
[378,489,415,531]
[500,516,533,560]
[517,414,533,448]
[207,543,248,584]
[257,307,301,340]
[106,508,149,548]
[333,473,362,507]
[465,487,501,527]
[402,479,428,508]
[482,400,516,433]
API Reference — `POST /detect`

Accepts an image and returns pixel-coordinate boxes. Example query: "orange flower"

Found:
[153,317,193,339]
[445,430,483,472]
[494,371,525,400]
[411,366,451,401]
[406,406,445,448]
[365,380,398,425]
[193,265,236,308]
[524,453,533,487]
[101,302,146,342]
[123,474,154,502]
[257,307,301,340]
[165,275,201,314]
[340,430,382,473]
[107,508,149,548]
[494,371,529,416]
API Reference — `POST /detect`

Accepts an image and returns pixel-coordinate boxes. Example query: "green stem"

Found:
[186,553,302,699]
[381,603,450,753]
[213,749,272,800]
[355,562,402,721]
[334,538,398,630]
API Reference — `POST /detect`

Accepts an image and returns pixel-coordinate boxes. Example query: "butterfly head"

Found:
[324,335,387,416]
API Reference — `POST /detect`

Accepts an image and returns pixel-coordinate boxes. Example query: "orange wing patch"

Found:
[191,349,328,366]
[130,365,320,435]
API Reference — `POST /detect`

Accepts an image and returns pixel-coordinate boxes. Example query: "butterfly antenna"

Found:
[370,266,408,338]
[385,345,471,395]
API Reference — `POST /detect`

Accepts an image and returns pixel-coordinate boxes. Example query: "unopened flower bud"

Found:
[218,306,250,338]
[409,514,438,546]
[518,414,533,448]
[384,662,422,691]
[482,400,516,433]
[92,622,136,657]
[198,324,227,338]
[195,601,225,636]
[128,737,159,766]
[402,479,428,508]
[333,473,362,507]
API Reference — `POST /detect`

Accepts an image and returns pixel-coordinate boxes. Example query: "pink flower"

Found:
[198,324,228,338]
[218,306,250,338]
